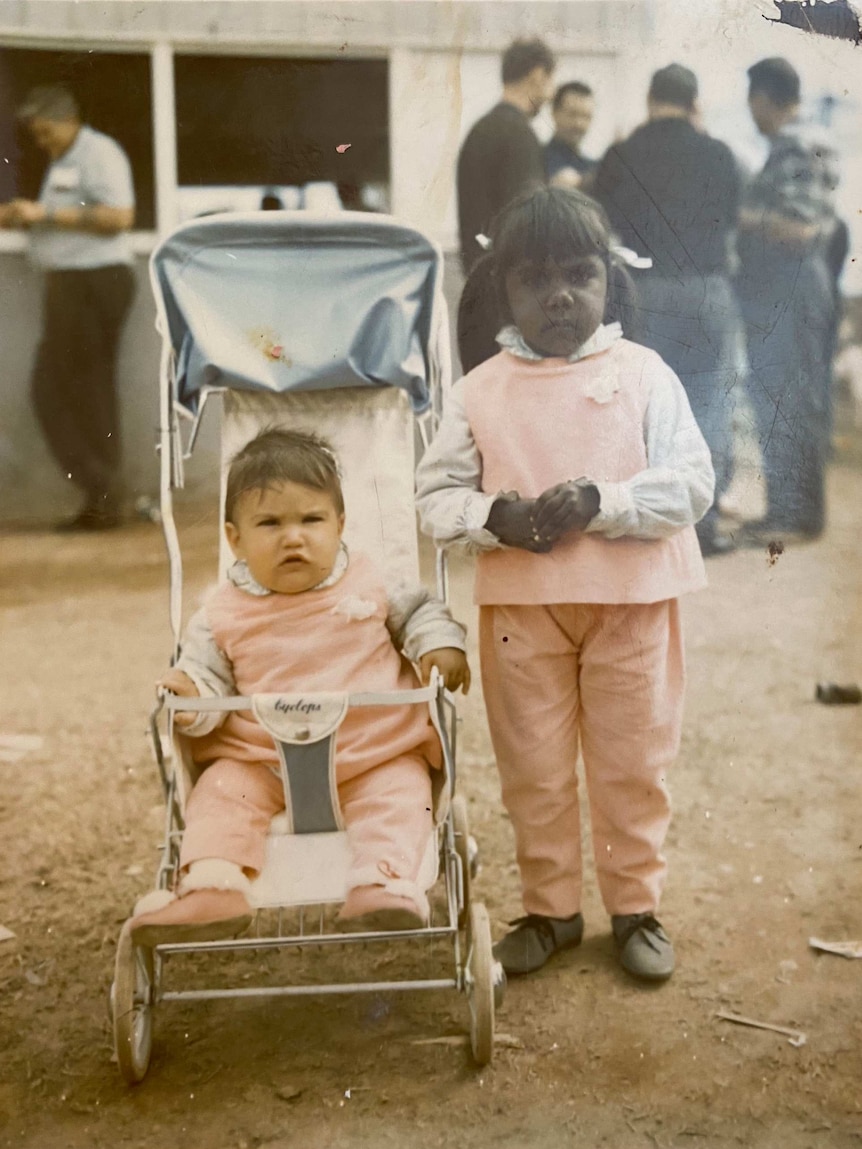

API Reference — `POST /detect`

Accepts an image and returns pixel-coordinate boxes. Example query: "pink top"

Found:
[463,341,707,605]
[194,553,441,779]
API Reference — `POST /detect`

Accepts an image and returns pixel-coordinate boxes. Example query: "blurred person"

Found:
[736,57,839,541]
[260,188,285,211]
[544,81,597,189]
[0,85,135,530]
[592,64,742,557]
[456,38,555,274]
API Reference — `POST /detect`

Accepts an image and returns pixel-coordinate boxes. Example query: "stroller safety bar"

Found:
[159,683,446,712]
[154,675,457,835]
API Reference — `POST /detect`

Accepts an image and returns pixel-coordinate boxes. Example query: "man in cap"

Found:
[736,58,839,541]
[457,38,555,275]
[592,64,743,557]
[1,85,136,530]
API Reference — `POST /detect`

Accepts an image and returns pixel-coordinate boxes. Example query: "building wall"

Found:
[0,1,652,52]
[0,1,651,524]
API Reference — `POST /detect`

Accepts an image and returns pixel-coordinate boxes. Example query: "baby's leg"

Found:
[180,758,285,875]
[338,754,434,928]
[130,759,284,945]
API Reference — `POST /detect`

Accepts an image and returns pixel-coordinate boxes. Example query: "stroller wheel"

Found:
[112,922,155,1084]
[465,901,495,1066]
[451,795,472,929]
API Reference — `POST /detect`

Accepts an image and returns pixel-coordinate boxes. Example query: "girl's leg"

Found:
[578,601,684,917]
[130,760,284,945]
[338,754,434,925]
[479,604,583,919]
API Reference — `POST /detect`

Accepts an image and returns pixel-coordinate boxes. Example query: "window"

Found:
[0,46,155,229]
[174,55,389,212]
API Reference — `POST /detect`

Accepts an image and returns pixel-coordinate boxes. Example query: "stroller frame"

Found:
[112,212,501,1084]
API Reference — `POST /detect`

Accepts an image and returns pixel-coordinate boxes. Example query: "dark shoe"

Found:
[54,506,122,532]
[734,519,821,548]
[493,912,584,975]
[612,913,674,981]
[697,531,737,558]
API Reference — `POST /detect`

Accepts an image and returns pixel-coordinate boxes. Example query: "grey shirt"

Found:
[29,125,134,270]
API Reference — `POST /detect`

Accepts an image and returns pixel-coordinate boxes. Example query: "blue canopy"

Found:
[150,212,444,413]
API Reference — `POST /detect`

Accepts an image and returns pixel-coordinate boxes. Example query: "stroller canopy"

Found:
[150,212,444,413]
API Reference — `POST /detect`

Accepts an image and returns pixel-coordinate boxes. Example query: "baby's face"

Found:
[225,481,344,595]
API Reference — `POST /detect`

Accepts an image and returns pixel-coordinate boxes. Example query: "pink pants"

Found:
[180,753,433,892]
[479,600,685,919]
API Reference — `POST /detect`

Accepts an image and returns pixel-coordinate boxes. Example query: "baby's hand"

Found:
[157,669,200,729]
[485,491,552,552]
[532,479,600,544]
[419,648,471,695]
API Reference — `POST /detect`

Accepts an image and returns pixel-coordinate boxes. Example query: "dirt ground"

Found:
[2,433,862,1149]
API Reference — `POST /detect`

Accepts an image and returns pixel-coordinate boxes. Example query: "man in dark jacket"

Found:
[457,39,555,275]
[593,64,742,556]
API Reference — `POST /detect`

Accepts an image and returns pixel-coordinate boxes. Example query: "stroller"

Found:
[111,212,503,1084]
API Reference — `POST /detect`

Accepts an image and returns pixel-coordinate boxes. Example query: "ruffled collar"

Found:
[496,321,622,363]
[228,541,350,597]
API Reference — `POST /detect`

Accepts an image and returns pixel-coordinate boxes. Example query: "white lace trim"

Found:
[495,321,622,363]
[228,541,350,597]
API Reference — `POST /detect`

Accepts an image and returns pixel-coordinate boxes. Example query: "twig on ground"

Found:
[715,1010,807,1047]
[809,937,862,959]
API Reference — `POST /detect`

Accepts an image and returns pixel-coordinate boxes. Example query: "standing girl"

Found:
[416,187,714,981]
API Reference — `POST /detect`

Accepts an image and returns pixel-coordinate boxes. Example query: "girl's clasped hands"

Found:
[486,479,600,553]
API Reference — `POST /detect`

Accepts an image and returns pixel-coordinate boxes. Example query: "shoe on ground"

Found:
[54,504,122,532]
[493,911,584,975]
[612,912,675,981]
[734,519,821,548]
[697,530,737,558]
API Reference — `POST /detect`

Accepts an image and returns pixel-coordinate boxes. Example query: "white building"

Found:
[0,0,857,523]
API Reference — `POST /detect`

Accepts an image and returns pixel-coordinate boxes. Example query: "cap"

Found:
[16,85,79,122]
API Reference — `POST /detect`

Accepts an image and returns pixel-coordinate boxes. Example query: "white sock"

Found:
[178,858,253,898]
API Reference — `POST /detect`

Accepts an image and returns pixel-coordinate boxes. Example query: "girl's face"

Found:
[225,481,345,595]
[504,254,608,359]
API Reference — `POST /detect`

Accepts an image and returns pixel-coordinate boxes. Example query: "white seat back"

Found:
[219,387,419,584]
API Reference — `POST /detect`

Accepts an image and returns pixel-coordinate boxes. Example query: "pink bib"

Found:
[464,341,706,605]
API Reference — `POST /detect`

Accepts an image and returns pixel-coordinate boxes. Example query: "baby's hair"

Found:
[489,186,642,340]
[225,428,344,523]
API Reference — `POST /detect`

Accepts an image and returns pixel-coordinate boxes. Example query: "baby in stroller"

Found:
[128,427,470,947]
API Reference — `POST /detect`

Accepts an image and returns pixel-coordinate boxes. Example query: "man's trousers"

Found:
[30,264,136,506]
